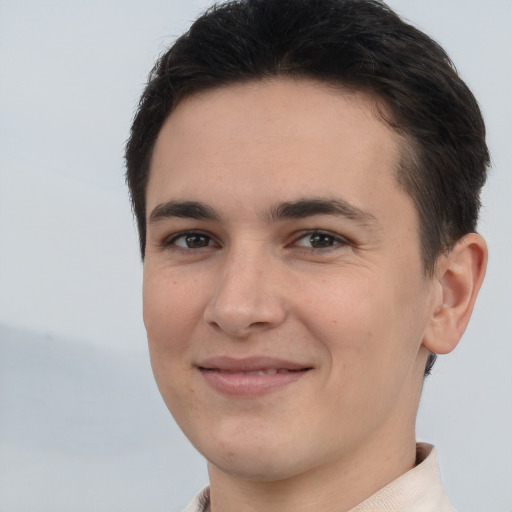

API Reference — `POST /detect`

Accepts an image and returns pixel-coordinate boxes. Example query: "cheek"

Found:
[298,270,378,343]
[298,268,424,375]
[142,267,207,416]
[142,265,208,358]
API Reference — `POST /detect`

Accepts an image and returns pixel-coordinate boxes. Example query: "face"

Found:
[143,79,438,482]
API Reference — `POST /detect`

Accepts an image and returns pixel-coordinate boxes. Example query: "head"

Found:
[126,0,489,375]
[125,0,488,489]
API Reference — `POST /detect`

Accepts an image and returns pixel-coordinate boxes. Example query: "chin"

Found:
[207,450,308,482]
[197,430,324,483]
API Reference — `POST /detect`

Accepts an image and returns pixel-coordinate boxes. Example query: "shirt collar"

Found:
[348,443,454,512]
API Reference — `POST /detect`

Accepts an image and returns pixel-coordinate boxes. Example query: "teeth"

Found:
[212,368,305,375]
[217,368,290,375]
[243,369,279,375]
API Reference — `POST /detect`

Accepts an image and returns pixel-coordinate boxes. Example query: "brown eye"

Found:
[309,233,336,248]
[294,230,348,250]
[172,233,213,249]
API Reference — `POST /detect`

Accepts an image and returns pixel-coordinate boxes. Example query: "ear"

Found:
[422,233,487,355]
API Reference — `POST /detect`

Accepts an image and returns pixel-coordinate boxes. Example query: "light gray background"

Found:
[0,1,510,511]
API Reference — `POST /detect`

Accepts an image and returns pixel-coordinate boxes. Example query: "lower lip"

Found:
[199,369,310,397]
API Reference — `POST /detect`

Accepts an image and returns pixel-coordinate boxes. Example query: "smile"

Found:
[197,357,312,396]
[205,368,305,375]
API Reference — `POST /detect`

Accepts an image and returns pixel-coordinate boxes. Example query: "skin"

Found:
[142,78,487,512]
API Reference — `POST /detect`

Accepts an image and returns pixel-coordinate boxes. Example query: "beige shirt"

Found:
[182,443,455,512]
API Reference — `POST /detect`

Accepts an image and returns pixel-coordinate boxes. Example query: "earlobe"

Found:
[422,233,487,355]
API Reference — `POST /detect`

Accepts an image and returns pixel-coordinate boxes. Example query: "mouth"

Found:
[197,356,313,396]
[200,368,308,375]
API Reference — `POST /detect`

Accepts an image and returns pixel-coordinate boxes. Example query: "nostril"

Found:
[203,285,288,337]
[207,321,223,333]
[249,321,267,328]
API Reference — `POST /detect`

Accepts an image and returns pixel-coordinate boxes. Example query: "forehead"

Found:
[149,78,404,204]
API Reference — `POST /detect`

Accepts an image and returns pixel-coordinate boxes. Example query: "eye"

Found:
[168,232,215,249]
[294,230,348,249]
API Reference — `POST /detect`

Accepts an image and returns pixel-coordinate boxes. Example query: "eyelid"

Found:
[291,229,351,249]
[161,229,220,249]
[159,228,350,251]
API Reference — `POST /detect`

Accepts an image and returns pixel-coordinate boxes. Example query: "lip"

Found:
[197,356,313,397]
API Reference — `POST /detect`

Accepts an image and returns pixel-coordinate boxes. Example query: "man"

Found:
[125,0,488,510]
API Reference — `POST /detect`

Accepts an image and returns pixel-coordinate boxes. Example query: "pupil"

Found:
[186,234,208,248]
[310,234,333,248]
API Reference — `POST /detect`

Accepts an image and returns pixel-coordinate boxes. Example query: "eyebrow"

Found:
[267,198,378,226]
[148,201,219,223]
[148,197,377,227]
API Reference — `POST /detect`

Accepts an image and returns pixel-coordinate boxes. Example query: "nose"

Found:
[203,246,288,338]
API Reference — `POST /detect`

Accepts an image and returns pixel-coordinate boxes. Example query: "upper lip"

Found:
[197,356,312,372]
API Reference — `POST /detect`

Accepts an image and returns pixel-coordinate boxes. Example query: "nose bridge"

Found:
[204,239,287,337]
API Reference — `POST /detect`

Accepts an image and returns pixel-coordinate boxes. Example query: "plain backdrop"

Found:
[0,1,511,511]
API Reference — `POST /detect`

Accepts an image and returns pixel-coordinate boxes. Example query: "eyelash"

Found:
[292,230,350,250]
[162,229,349,252]
[162,230,219,250]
